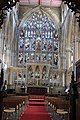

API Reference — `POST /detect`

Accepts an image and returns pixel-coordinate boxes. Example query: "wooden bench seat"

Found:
[46,96,70,120]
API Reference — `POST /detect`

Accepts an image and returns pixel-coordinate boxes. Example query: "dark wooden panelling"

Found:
[27,87,47,95]
[76,59,80,120]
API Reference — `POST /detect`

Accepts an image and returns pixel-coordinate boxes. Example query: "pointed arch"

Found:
[19,6,60,29]
[18,6,59,68]
[35,65,40,72]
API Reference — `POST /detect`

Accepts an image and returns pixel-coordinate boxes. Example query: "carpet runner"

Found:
[27,101,47,106]
[20,105,52,120]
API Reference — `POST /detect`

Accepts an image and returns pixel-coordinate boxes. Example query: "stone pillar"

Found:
[39,65,43,80]
[9,70,13,85]
[75,21,79,62]
[62,72,65,87]
[26,65,28,85]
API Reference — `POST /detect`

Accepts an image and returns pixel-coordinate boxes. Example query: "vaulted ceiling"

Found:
[20,0,62,7]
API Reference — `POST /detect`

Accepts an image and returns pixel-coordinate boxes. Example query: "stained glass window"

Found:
[18,10,59,67]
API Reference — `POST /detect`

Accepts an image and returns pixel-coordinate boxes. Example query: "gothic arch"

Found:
[19,6,60,29]
[18,6,59,67]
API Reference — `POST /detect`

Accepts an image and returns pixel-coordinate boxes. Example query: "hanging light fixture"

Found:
[0,0,19,28]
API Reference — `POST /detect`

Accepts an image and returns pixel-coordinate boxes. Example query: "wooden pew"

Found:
[3,95,28,119]
[46,96,70,120]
